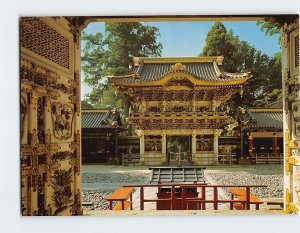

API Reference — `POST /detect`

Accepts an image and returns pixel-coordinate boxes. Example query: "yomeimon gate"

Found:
[110,56,251,165]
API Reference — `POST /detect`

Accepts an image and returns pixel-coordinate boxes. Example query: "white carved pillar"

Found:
[192,131,196,163]
[139,130,145,164]
[192,133,196,154]
[213,130,219,164]
[162,132,166,162]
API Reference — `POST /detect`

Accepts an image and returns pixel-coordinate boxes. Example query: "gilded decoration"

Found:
[21,60,74,95]
[295,35,299,68]
[294,166,300,203]
[293,102,300,137]
[50,168,73,215]
[37,97,45,144]
[51,102,74,140]
[52,151,75,162]
[285,189,298,214]
[20,95,27,138]
[20,17,70,69]
[284,68,299,112]
[171,63,186,71]
[282,19,299,48]
[166,78,194,89]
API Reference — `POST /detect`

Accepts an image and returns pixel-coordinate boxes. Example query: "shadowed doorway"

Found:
[167,135,191,166]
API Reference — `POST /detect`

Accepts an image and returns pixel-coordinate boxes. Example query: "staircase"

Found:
[149,167,206,184]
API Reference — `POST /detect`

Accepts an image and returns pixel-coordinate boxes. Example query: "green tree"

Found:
[256,21,281,44]
[81,22,162,113]
[200,22,237,72]
[200,22,281,110]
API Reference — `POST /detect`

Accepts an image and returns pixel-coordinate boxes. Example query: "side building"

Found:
[236,104,283,164]
[81,104,127,164]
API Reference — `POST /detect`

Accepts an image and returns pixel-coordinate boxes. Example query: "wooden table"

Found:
[228,188,263,210]
[106,187,134,210]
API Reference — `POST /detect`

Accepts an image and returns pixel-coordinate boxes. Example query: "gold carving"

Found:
[171,63,186,71]
[51,102,74,140]
[285,189,298,214]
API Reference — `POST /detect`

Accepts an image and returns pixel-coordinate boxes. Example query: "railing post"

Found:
[246,186,250,210]
[140,187,144,210]
[130,192,133,210]
[280,153,282,164]
[230,193,234,210]
[255,154,257,164]
[201,186,206,210]
[267,153,269,164]
[213,187,218,210]
[182,187,186,210]
[171,185,175,210]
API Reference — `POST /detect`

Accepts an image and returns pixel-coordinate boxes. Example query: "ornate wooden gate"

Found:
[282,17,300,214]
[20,17,82,215]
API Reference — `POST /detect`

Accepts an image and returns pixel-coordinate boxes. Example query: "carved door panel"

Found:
[20,17,82,215]
[283,19,300,214]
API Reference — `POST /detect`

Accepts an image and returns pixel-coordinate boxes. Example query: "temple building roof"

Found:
[110,56,251,85]
[81,101,94,110]
[238,108,283,131]
[81,109,125,131]
[266,99,283,108]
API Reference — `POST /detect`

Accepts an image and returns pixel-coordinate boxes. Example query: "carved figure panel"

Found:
[166,78,194,89]
[292,101,300,138]
[37,96,45,144]
[20,17,70,69]
[51,102,74,140]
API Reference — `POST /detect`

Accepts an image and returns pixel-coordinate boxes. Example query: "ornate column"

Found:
[191,131,196,163]
[272,132,278,155]
[137,130,145,164]
[213,130,219,163]
[248,133,253,159]
[161,132,167,163]
[28,92,38,215]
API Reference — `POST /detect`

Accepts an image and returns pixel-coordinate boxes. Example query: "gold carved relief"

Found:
[51,102,74,140]
[171,63,186,71]
[285,189,299,214]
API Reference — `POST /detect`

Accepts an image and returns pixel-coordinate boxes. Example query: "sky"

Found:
[81,21,280,99]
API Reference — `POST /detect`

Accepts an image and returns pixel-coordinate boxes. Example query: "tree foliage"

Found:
[201,22,282,112]
[81,22,162,111]
[256,21,281,44]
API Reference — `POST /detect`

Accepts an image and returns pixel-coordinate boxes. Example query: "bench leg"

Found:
[122,201,124,210]
[109,201,113,210]
[201,187,206,210]
[230,194,234,210]
[130,193,133,210]
[256,204,259,210]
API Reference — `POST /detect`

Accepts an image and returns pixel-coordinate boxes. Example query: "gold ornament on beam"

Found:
[171,63,186,72]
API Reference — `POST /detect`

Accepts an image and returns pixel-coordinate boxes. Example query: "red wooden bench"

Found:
[106,187,134,210]
[228,188,263,210]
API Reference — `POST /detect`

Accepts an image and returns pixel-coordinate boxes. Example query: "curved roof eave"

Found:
[110,71,251,87]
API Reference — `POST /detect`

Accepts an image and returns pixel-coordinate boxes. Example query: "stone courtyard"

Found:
[82,164,284,215]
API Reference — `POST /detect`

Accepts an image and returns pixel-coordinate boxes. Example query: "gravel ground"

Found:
[82,164,284,211]
[82,171,151,210]
[82,171,150,184]
[206,166,283,198]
